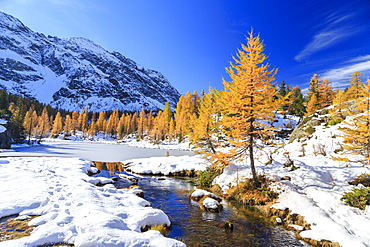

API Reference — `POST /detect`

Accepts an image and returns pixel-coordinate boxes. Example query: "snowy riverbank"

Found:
[0,157,185,247]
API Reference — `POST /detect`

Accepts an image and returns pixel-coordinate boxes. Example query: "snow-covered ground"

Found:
[0,141,204,246]
[214,118,370,246]
[0,157,185,247]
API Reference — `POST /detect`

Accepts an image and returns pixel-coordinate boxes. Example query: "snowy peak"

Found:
[0,11,31,33]
[0,11,180,112]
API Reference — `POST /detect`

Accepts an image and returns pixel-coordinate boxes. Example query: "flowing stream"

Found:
[101,167,309,247]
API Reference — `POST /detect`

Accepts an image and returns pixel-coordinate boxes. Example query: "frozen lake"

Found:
[0,140,194,162]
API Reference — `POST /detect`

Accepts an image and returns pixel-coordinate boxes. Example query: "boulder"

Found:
[0,119,11,149]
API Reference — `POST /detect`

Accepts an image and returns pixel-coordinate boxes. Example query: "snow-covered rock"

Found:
[0,119,6,134]
[190,189,215,200]
[201,197,221,211]
[0,11,180,112]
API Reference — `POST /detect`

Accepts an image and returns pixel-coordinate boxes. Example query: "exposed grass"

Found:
[327,118,342,126]
[0,215,37,242]
[198,167,221,187]
[0,215,74,246]
[225,176,278,206]
[341,187,370,210]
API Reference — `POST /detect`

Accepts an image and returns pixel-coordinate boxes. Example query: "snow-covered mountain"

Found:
[0,11,181,112]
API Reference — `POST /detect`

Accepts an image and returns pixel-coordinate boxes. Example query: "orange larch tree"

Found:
[346,71,364,101]
[218,31,278,187]
[342,79,370,164]
[51,112,63,135]
[190,88,222,154]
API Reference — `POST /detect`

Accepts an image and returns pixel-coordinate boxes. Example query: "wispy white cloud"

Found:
[294,13,358,61]
[321,55,370,87]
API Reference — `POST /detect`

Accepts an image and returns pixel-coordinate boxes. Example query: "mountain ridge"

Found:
[0,11,180,112]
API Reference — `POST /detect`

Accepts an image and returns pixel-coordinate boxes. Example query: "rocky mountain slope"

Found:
[0,11,180,112]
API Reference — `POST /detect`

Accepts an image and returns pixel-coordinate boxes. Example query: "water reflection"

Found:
[94,161,125,173]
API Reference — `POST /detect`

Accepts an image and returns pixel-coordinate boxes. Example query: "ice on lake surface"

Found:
[0,140,193,162]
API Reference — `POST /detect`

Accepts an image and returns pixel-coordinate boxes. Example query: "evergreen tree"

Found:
[288,86,306,118]
[278,80,288,97]
[0,90,9,118]
[218,31,278,187]
[10,96,26,143]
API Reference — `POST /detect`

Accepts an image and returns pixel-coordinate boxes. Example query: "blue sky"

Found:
[1,0,369,94]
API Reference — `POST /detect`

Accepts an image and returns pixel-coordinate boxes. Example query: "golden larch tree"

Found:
[306,93,319,116]
[342,79,370,164]
[190,88,222,154]
[36,107,50,140]
[97,111,107,132]
[137,108,147,139]
[346,71,363,101]
[163,101,173,137]
[175,91,200,140]
[23,105,38,143]
[305,74,334,115]
[147,110,155,134]
[106,109,120,136]
[51,112,63,135]
[151,111,165,143]
[219,31,278,187]
[64,114,72,134]
[78,107,89,135]
[317,78,335,108]
[88,120,98,138]
[331,90,347,120]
